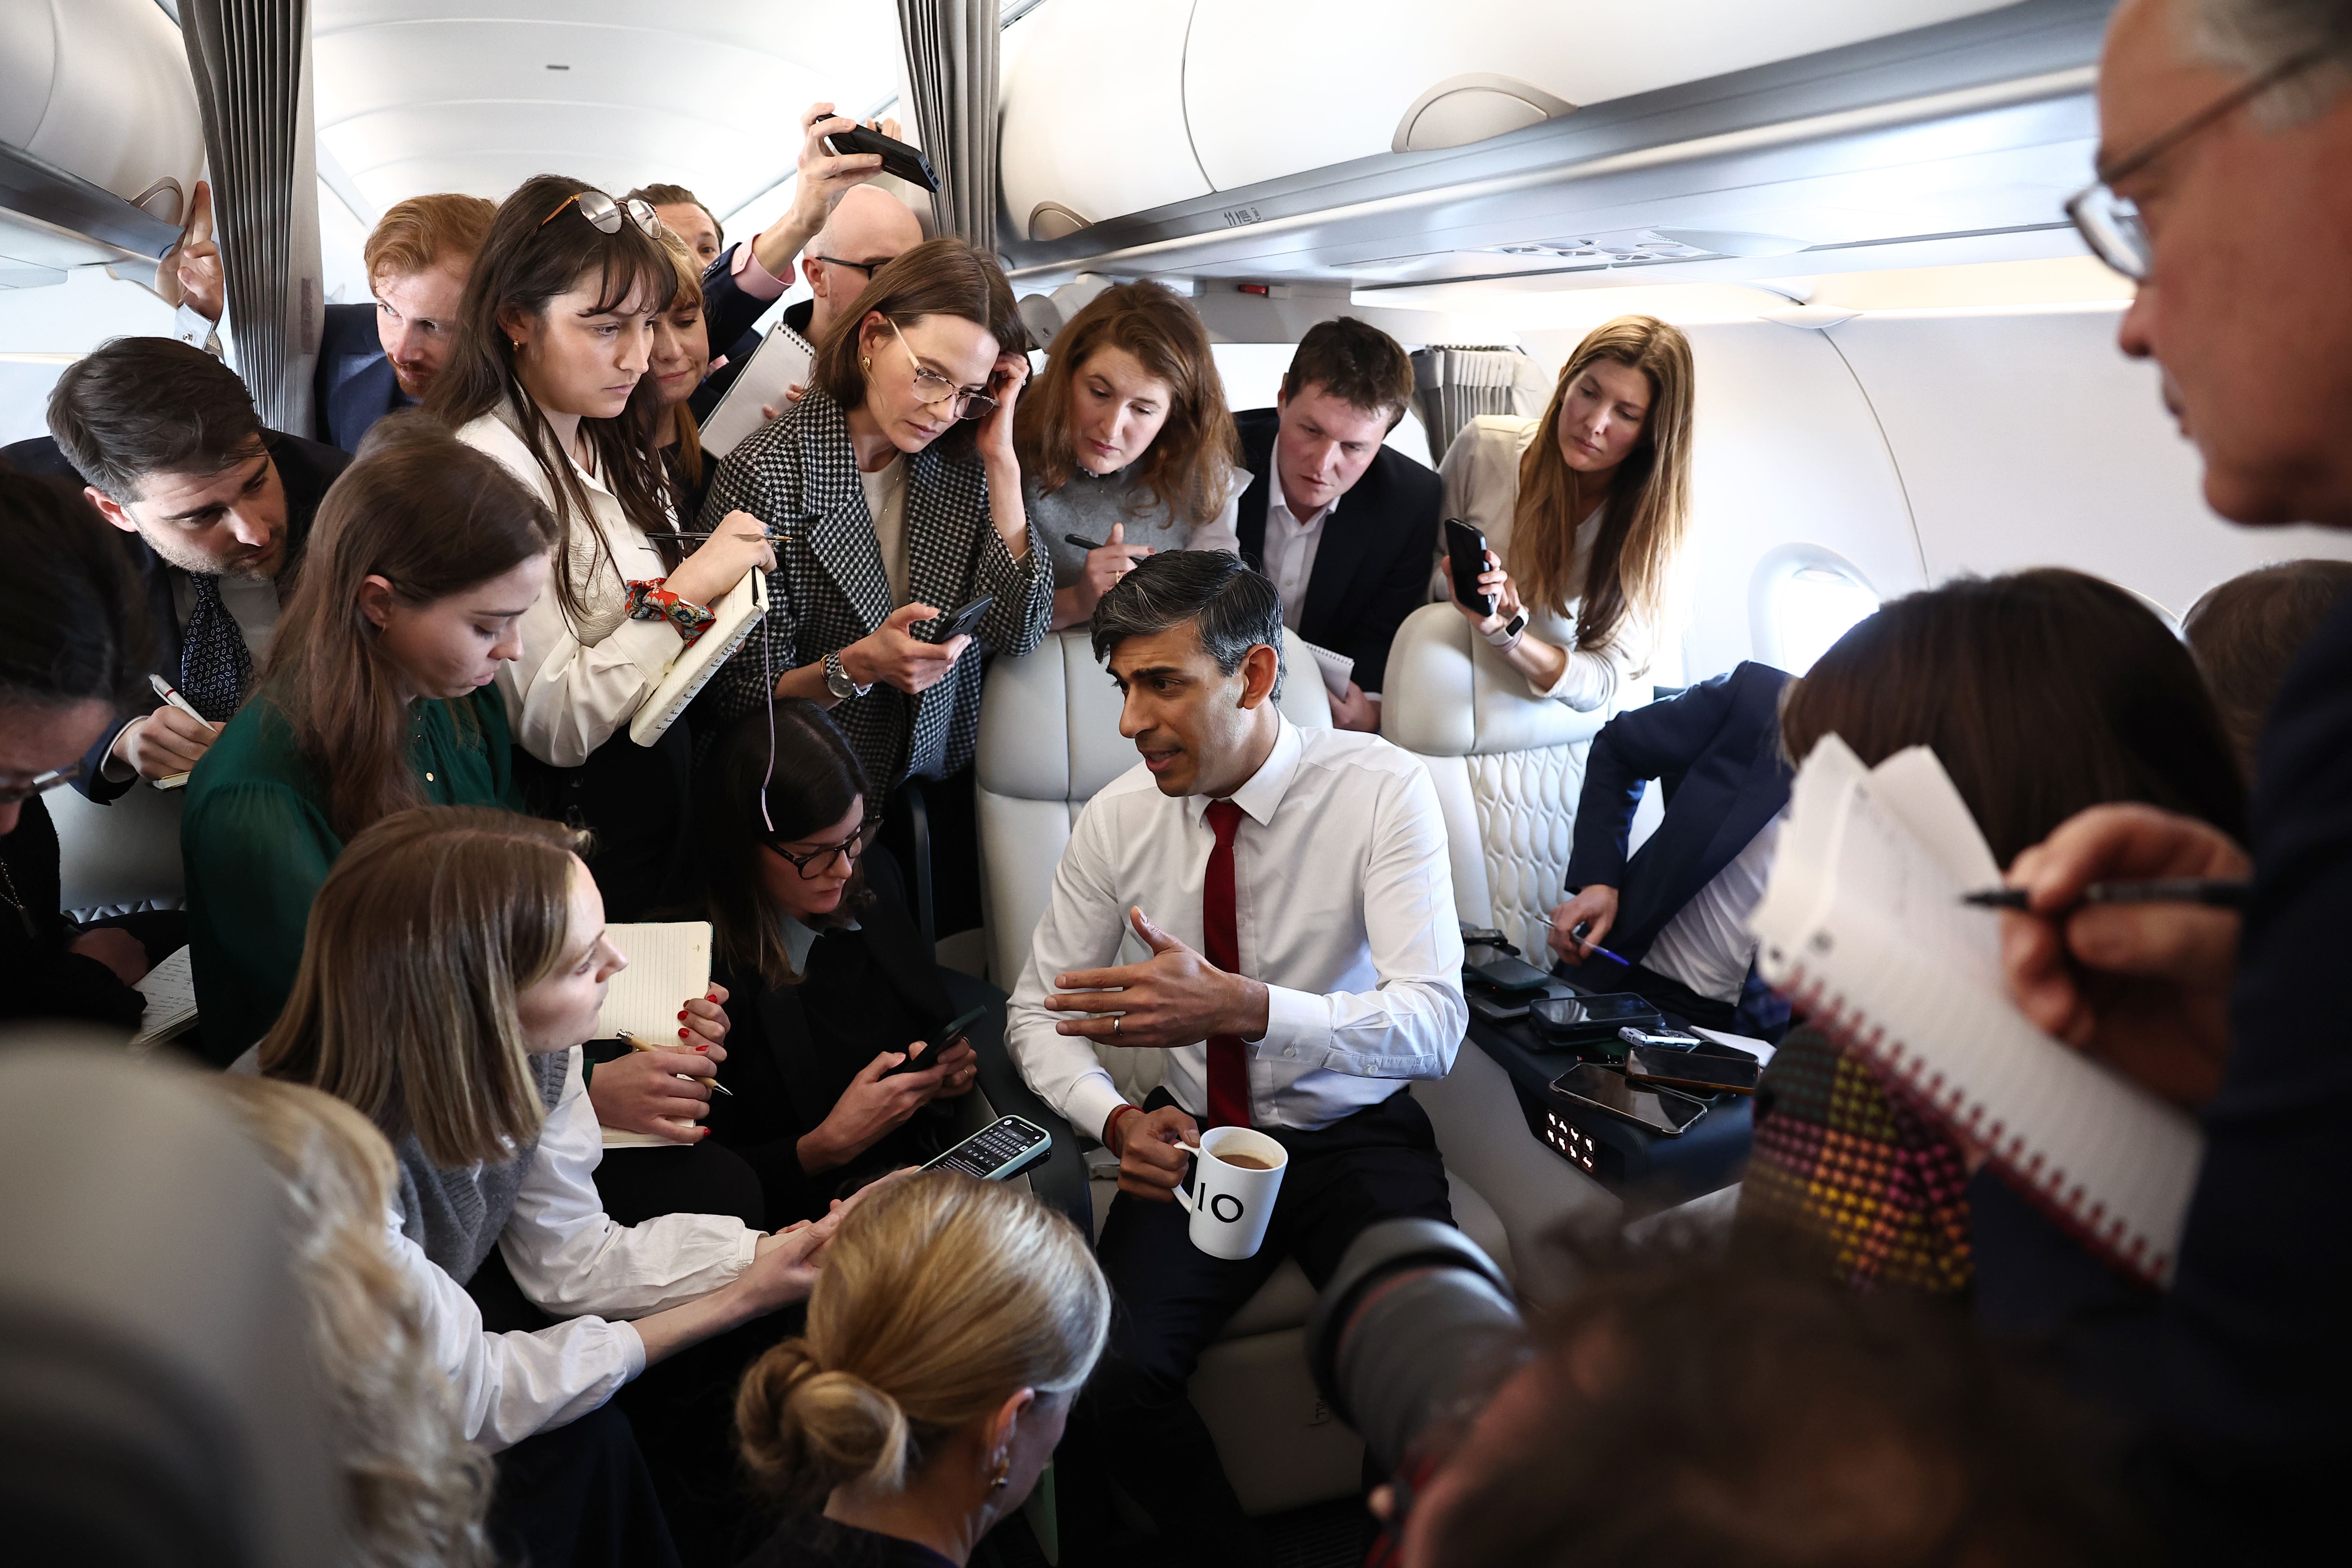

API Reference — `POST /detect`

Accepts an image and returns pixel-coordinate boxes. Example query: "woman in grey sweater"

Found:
[1016,281,1246,630]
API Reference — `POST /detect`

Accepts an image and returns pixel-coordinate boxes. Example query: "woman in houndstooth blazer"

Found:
[699,238,1052,794]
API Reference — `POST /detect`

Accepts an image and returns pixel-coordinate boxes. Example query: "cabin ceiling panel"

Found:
[313,1,902,218]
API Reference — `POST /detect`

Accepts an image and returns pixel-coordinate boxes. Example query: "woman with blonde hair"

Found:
[734,1171,1109,1567]
[1014,280,1243,629]
[1440,315,1696,712]
[213,1075,498,1568]
[252,804,837,1566]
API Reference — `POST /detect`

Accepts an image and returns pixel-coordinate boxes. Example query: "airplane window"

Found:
[1759,556,1879,676]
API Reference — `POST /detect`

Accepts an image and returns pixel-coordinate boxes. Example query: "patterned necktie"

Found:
[180,572,254,723]
[1201,798,1253,1129]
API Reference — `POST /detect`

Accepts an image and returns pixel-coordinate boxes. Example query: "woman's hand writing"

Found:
[664,511,775,609]
[840,603,969,695]
[588,1047,713,1141]
[797,1047,951,1172]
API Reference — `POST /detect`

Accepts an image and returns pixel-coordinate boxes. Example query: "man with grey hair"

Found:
[1987,0,2352,1552]
[1005,551,1465,1564]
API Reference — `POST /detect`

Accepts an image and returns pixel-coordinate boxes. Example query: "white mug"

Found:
[1172,1126,1288,1260]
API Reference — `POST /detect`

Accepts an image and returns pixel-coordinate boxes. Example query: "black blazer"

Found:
[1232,407,1440,693]
[312,301,406,454]
[703,848,966,1224]
[1563,661,1792,959]
[690,246,795,423]
[0,796,145,1028]
[1,430,347,801]
[1967,594,2352,1555]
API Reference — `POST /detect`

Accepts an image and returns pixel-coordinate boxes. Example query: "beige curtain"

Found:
[1410,345,1555,466]
[180,0,322,432]
[896,0,1001,252]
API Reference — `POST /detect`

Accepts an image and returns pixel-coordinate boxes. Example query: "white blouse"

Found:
[456,405,688,768]
[390,1045,758,1451]
[1436,415,1664,715]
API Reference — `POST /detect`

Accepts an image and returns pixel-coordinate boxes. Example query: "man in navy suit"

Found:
[312,193,495,452]
[1552,661,1793,1038]
[1234,318,1441,729]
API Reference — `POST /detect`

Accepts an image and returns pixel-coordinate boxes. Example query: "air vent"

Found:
[1481,229,1716,263]
[1392,73,1577,154]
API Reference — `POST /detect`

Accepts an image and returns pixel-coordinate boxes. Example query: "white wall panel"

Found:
[1829,307,2352,616]
[998,0,1208,239]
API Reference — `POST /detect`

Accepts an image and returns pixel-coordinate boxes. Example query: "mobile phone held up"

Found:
[923,593,995,645]
[925,1114,1052,1181]
[822,124,940,192]
[1444,517,1494,617]
[885,1002,989,1078]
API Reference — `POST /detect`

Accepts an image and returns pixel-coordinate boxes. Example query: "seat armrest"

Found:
[940,968,1094,1244]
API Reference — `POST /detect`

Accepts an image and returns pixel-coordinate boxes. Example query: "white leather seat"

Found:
[46,778,185,921]
[975,626,1515,1517]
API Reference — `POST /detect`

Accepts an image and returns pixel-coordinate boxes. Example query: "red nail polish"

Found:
[695,1043,708,1053]
[678,1028,690,1040]
[677,1010,686,1021]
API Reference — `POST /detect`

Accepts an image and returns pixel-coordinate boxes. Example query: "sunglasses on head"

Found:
[538,188,662,239]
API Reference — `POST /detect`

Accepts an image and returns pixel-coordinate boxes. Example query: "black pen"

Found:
[1064,532,1103,552]
[1960,878,2250,911]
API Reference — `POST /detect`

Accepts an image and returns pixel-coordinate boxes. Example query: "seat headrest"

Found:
[979,627,1332,805]
[1380,603,1608,758]
[0,1036,345,1566]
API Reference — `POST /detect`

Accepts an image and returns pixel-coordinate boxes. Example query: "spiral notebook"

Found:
[628,568,766,747]
[1748,736,2205,1288]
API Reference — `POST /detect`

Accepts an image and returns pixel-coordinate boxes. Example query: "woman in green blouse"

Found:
[183,423,555,1062]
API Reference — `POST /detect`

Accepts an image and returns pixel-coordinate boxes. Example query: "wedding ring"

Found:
[1112,1014,1122,1036]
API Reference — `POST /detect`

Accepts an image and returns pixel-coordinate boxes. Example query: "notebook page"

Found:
[1751,737,2205,1286]
[595,923,713,1044]
[129,946,198,1053]
[700,328,813,459]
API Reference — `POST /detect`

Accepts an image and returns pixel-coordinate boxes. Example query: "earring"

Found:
[862,355,873,371]
[988,1456,1011,1492]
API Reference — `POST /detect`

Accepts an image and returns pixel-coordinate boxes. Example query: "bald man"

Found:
[694,103,926,419]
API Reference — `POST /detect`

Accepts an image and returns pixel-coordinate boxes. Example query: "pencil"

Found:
[1960,878,2250,911]
[615,1028,733,1095]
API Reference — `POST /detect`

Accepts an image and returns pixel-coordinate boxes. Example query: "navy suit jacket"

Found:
[1562,661,1793,962]
[692,246,791,423]
[1232,408,1440,694]
[1969,595,2352,1553]
[312,301,407,454]
[0,430,347,801]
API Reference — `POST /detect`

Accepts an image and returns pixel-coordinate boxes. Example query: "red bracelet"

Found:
[1103,1103,1142,1154]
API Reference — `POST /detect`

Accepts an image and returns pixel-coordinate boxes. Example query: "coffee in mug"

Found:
[1172,1127,1287,1259]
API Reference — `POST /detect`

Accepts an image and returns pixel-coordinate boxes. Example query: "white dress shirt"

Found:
[1641,814,1782,1004]
[457,406,688,768]
[1257,474,1334,633]
[1008,717,1466,1139]
[392,1045,759,1451]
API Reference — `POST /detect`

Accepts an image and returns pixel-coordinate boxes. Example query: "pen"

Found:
[1960,878,2251,911]
[149,673,220,735]
[1063,533,1104,552]
[1567,920,1633,967]
[615,1028,733,1095]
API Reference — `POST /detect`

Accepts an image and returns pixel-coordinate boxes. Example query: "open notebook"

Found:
[1748,736,2205,1288]
[628,568,766,747]
[699,325,812,460]
[595,922,715,1149]
[128,946,198,1053]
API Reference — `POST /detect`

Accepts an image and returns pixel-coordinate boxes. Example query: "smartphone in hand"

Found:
[1445,517,1494,616]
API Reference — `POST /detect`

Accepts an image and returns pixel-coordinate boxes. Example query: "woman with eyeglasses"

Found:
[696,236,1051,801]
[692,700,982,1227]
[431,174,776,920]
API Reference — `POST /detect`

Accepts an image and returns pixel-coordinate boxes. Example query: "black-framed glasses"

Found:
[814,254,886,279]
[2066,43,2335,281]
[887,318,999,421]
[539,188,663,240]
[764,816,885,878]
[0,761,83,808]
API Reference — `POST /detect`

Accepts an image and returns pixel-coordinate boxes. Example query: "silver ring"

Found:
[1112,1014,1122,1036]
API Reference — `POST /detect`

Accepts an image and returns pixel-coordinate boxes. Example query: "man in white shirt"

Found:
[1007,550,1466,1564]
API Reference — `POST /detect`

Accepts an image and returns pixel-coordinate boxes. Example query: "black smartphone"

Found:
[1444,517,1494,616]
[924,1114,1052,1180]
[1624,1044,1762,1096]
[1468,993,1531,1025]
[886,1002,989,1077]
[1547,1064,1709,1136]
[1528,992,1663,1053]
[924,593,995,644]
[823,124,941,192]
[1465,951,1553,994]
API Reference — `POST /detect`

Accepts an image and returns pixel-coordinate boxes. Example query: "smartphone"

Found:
[1528,992,1663,1051]
[1466,952,1554,995]
[924,593,995,644]
[1624,1044,1762,1095]
[1468,993,1531,1025]
[924,1114,1052,1180]
[1617,1026,1704,1050]
[823,124,941,192]
[1547,1064,1709,1136]
[886,1002,990,1077]
[1444,517,1494,616]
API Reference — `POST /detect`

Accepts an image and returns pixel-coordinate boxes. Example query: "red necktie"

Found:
[1202,799,1252,1128]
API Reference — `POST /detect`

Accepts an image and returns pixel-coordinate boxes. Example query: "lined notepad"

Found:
[128,946,199,1053]
[628,568,766,747]
[596,922,715,1149]
[699,326,813,459]
[1748,737,2205,1288]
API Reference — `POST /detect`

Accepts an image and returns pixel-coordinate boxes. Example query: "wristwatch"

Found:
[1483,611,1528,652]
[824,650,871,702]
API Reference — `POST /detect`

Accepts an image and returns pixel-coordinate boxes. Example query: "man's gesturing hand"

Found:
[1110,1104,1198,1201]
[1044,906,1269,1047]
[1999,802,2249,1108]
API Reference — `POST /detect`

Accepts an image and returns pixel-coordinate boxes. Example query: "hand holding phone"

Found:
[886,1003,989,1077]
[924,593,996,645]
[822,123,941,192]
